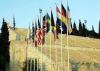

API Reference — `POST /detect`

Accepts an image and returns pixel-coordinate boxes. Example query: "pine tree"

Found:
[13,16,16,30]
[79,20,83,36]
[99,20,100,36]
[91,25,95,38]
[0,18,10,71]
[83,23,86,37]
[72,22,78,35]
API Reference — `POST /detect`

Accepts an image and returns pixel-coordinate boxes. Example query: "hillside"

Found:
[9,28,100,71]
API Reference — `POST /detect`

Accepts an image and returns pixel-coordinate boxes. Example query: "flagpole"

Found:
[66,0,69,71]
[61,0,63,70]
[26,26,29,71]
[26,40,28,71]
[32,21,35,71]
[50,7,52,71]
[39,8,43,71]
[55,3,58,71]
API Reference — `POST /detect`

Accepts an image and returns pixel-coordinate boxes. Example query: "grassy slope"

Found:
[39,33,100,70]
[10,28,100,71]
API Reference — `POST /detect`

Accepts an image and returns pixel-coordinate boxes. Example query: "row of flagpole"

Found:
[25,0,70,71]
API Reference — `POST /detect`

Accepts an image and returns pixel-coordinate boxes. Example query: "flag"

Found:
[51,11,56,30]
[61,4,67,24]
[67,5,72,34]
[32,22,35,42]
[61,4,72,34]
[34,19,43,47]
[34,20,38,47]
[42,15,46,36]
[46,13,50,33]
[43,16,46,30]
[38,18,41,28]
[56,6,67,34]
[51,11,57,41]
[42,16,46,44]
[35,20,37,34]
[56,6,61,34]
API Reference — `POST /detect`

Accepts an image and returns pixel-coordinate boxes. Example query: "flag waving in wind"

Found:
[56,5,67,34]
[67,5,72,34]
[38,18,41,29]
[46,13,50,33]
[51,10,57,41]
[61,4,67,24]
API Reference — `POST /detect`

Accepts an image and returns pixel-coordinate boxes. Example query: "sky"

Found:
[0,0,100,32]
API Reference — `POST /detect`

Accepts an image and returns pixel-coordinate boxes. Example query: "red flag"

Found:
[35,29,42,47]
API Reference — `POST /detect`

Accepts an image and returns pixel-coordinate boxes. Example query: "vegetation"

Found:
[99,20,100,37]
[71,19,100,39]
[0,18,10,71]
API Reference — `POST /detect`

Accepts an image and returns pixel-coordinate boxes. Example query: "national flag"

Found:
[56,6,61,34]
[34,20,38,47]
[46,13,50,33]
[51,11,57,41]
[56,6,67,34]
[42,15,46,44]
[38,18,41,28]
[61,4,67,24]
[42,15,46,35]
[32,22,35,42]
[67,5,72,34]
[35,20,37,34]
[51,11,56,30]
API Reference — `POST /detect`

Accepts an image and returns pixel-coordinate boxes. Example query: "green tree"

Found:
[13,16,16,30]
[99,20,100,37]
[79,20,83,36]
[72,21,79,35]
[91,25,95,38]
[83,23,86,37]
[0,18,10,71]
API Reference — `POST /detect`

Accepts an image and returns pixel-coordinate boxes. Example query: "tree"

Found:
[0,18,10,71]
[13,16,16,30]
[99,20,100,37]
[79,20,83,36]
[72,21,79,35]
[83,23,86,37]
[90,25,96,38]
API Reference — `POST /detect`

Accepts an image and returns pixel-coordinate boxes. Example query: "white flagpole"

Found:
[61,0,63,70]
[50,9,52,71]
[26,25,29,71]
[67,0,69,71]
[32,21,36,71]
[55,4,58,71]
[39,8,43,71]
